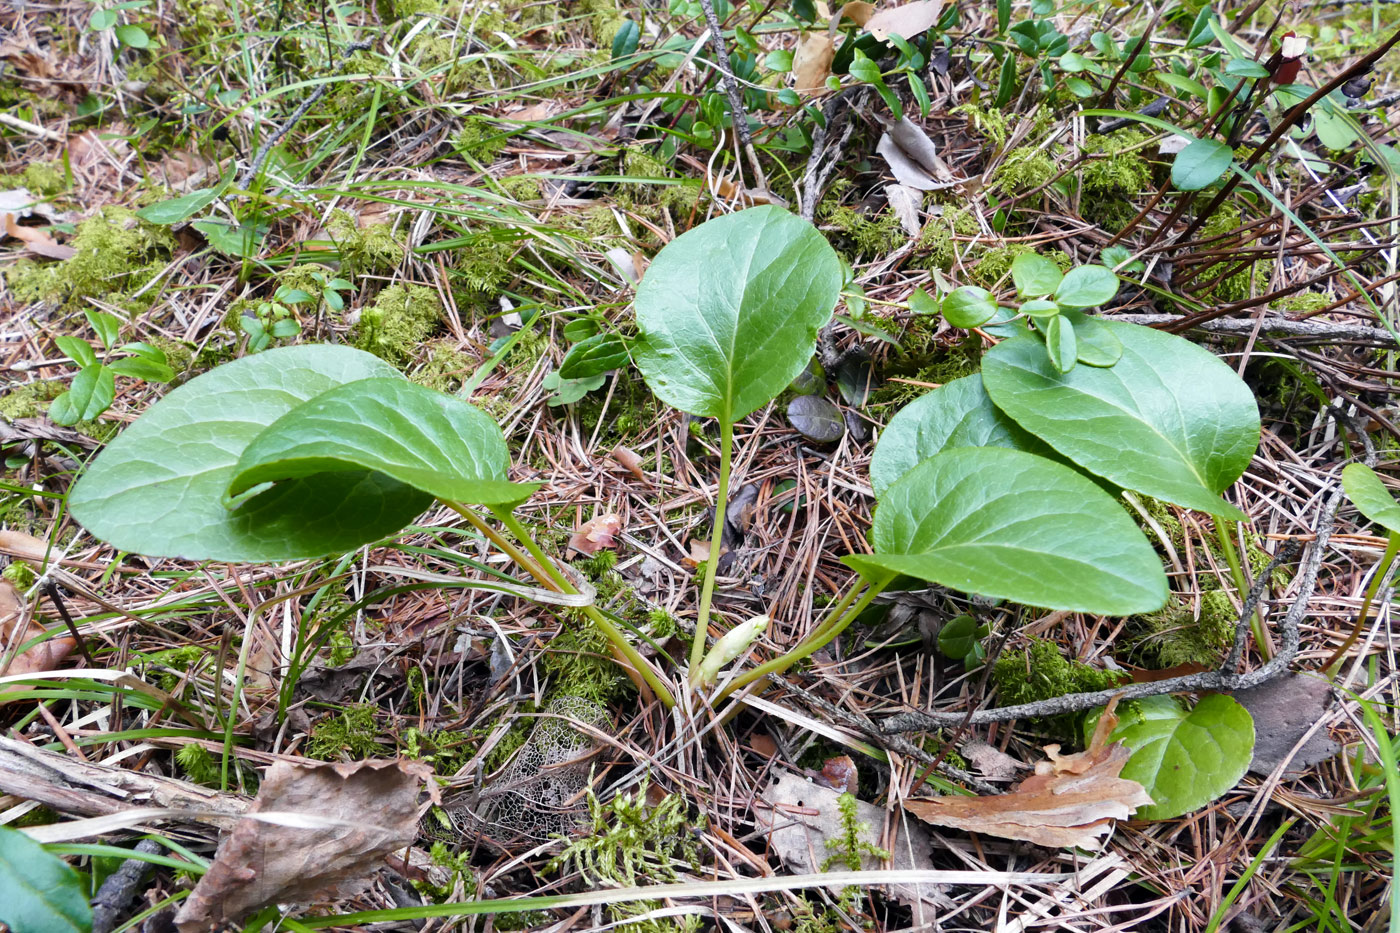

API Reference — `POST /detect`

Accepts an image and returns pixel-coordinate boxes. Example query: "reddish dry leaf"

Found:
[568,513,622,556]
[612,445,646,480]
[818,755,858,794]
[903,699,1151,849]
[0,579,76,701]
[865,0,944,42]
[3,212,75,259]
[175,758,437,932]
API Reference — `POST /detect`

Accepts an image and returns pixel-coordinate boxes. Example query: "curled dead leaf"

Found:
[903,698,1151,849]
[3,212,75,260]
[174,758,437,932]
[568,513,623,556]
[612,445,646,480]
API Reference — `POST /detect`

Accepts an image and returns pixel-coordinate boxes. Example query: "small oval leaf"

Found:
[1043,314,1077,373]
[1102,694,1255,820]
[787,394,845,444]
[1342,463,1400,535]
[1053,264,1119,309]
[136,188,219,224]
[942,286,998,328]
[633,206,843,423]
[1060,310,1123,367]
[1172,136,1234,191]
[844,447,1169,615]
[229,377,537,507]
[1011,252,1063,298]
[559,332,630,379]
[982,322,1259,519]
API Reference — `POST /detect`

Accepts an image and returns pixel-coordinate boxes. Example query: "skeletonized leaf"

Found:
[905,699,1152,849]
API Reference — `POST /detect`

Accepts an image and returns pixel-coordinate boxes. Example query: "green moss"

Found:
[870,328,983,409]
[411,339,476,392]
[577,0,626,46]
[991,147,1058,195]
[325,209,404,277]
[305,703,385,760]
[3,207,174,312]
[450,115,509,163]
[0,381,64,421]
[1080,131,1154,232]
[820,204,905,258]
[547,777,702,933]
[1270,292,1332,313]
[1127,590,1237,668]
[20,162,65,196]
[1,560,36,589]
[542,615,632,705]
[822,792,891,871]
[951,103,1012,149]
[573,366,660,449]
[917,206,981,271]
[452,235,515,297]
[351,284,443,365]
[499,174,543,201]
[483,704,537,773]
[992,638,1128,734]
[1196,205,1273,303]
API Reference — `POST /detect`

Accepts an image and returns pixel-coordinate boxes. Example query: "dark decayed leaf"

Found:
[787,394,845,443]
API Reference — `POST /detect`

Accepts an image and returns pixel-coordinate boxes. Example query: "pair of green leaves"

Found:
[70,345,536,562]
[942,256,1122,374]
[857,320,1260,615]
[51,310,174,426]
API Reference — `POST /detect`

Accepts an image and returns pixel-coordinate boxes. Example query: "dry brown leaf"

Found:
[834,1,876,28]
[0,530,51,564]
[884,183,923,236]
[961,739,1026,783]
[681,538,728,569]
[4,212,76,260]
[792,32,835,95]
[818,755,858,794]
[865,0,944,42]
[876,118,957,191]
[0,579,76,702]
[757,772,952,912]
[568,513,623,556]
[904,699,1151,849]
[174,758,437,932]
[612,445,646,480]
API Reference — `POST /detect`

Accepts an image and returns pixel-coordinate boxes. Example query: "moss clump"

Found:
[870,331,983,408]
[1080,131,1154,232]
[0,381,64,421]
[542,615,632,705]
[1128,591,1236,669]
[918,206,981,271]
[577,0,626,46]
[992,638,1128,726]
[951,103,1012,149]
[4,207,174,312]
[351,284,443,365]
[450,115,508,163]
[498,174,542,201]
[452,235,515,297]
[991,147,1058,195]
[412,339,475,392]
[305,703,385,760]
[8,162,65,196]
[547,777,702,933]
[1271,292,1332,313]
[1196,205,1273,303]
[821,204,905,258]
[2,560,36,589]
[325,209,404,277]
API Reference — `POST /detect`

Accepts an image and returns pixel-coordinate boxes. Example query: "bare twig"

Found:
[696,0,768,193]
[91,839,162,933]
[1106,313,1400,346]
[799,86,875,221]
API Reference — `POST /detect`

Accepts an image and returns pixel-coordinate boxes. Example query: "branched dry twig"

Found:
[880,523,1324,732]
[696,0,768,193]
[799,87,874,221]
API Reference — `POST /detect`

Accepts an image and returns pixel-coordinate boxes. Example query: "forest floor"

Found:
[2,0,1400,930]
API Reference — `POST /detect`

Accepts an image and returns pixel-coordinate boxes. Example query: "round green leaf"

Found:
[1171,136,1234,191]
[844,447,1168,615]
[1043,313,1077,373]
[559,332,629,379]
[1060,310,1123,367]
[632,206,842,422]
[1011,252,1063,298]
[137,188,218,224]
[114,23,149,47]
[942,286,998,328]
[1342,463,1400,535]
[0,825,92,933]
[1103,694,1255,820]
[869,374,1050,496]
[70,345,432,562]
[982,322,1259,519]
[1053,264,1119,308]
[229,377,536,508]
[1020,299,1059,319]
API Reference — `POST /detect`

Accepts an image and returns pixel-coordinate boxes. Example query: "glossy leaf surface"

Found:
[983,322,1259,518]
[632,206,842,422]
[1101,694,1254,820]
[869,374,1048,496]
[70,345,431,561]
[845,448,1168,615]
[229,377,536,507]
